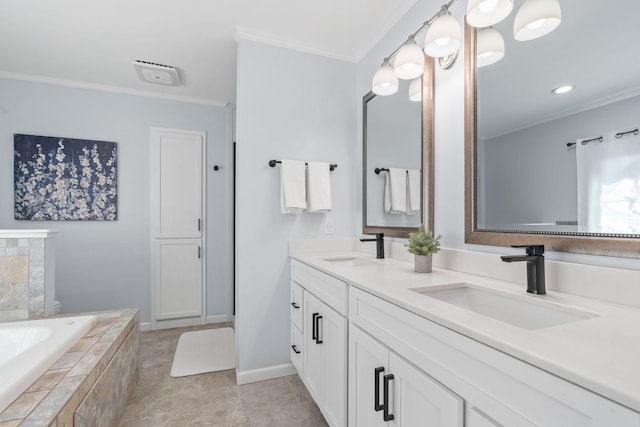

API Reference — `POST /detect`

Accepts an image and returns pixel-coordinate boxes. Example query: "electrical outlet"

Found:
[324,217,335,235]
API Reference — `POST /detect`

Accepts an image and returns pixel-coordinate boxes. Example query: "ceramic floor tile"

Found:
[285,374,313,403]
[120,325,327,427]
[238,378,300,416]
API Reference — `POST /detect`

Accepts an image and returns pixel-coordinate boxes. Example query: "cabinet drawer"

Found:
[290,281,303,331]
[291,259,348,315]
[290,322,303,377]
[350,287,640,426]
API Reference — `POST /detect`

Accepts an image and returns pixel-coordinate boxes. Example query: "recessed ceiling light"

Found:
[552,85,574,94]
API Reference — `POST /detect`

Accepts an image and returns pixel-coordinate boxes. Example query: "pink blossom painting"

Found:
[14,134,117,221]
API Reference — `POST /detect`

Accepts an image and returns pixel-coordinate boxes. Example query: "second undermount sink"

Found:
[411,283,599,330]
[322,256,377,267]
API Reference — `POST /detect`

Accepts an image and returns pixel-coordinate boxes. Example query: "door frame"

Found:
[150,127,207,330]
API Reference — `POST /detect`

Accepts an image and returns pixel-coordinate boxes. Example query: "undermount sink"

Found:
[322,256,377,267]
[411,283,599,330]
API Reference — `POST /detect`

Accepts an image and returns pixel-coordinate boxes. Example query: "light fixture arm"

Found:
[382,0,458,64]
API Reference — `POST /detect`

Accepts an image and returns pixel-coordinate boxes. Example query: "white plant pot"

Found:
[414,255,433,273]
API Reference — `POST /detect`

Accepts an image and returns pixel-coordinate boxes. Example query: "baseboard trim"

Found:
[141,314,230,331]
[206,314,231,324]
[236,363,297,385]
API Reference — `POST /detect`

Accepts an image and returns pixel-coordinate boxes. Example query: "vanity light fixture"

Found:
[514,0,561,41]
[476,28,505,67]
[466,0,514,28]
[408,77,422,102]
[370,0,460,96]
[424,8,462,58]
[551,85,574,94]
[394,36,425,80]
[372,58,399,96]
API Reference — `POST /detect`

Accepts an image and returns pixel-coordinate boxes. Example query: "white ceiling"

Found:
[0,0,419,106]
[477,0,640,139]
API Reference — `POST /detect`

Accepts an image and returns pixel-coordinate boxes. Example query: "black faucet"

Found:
[360,233,384,259]
[500,245,546,295]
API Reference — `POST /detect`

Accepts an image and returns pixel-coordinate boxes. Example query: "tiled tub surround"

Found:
[0,316,97,414]
[0,230,57,321]
[0,309,139,427]
[289,239,640,414]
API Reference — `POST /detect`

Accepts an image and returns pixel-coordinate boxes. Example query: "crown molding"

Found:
[235,29,358,63]
[0,71,228,107]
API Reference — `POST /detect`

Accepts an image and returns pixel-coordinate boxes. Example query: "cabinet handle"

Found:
[312,313,319,341]
[383,374,395,421]
[198,246,201,259]
[374,367,385,412]
[291,345,301,354]
[198,218,201,231]
[290,302,300,309]
[315,315,323,344]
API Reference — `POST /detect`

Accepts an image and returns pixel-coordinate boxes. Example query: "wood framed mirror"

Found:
[363,56,435,238]
[464,4,640,258]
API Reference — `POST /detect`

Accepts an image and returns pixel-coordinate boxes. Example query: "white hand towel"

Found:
[307,162,332,212]
[384,168,407,214]
[406,169,421,215]
[280,160,307,214]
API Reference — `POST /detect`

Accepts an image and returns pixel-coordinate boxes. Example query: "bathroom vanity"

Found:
[289,243,640,426]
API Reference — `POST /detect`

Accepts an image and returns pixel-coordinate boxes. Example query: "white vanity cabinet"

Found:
[349,324,463,426]
[290,260,348,427]
[350,286,640,427]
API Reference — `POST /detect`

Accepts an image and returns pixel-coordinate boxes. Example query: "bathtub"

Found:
[0,315,96,413]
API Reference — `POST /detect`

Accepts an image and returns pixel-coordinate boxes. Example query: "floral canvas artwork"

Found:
[14,134,117,221]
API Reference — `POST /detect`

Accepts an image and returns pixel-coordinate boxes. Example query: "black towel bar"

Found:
[268,160,337,171]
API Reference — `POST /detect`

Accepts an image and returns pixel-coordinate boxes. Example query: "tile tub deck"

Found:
[0,309,139,427]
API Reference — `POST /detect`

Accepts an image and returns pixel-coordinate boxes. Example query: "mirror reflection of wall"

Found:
[365,79,421,228]
[475,0,640,235]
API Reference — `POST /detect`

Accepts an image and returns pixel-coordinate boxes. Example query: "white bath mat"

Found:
[170,327,235,377]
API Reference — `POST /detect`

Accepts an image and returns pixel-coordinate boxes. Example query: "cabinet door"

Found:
[466,403,503,427]
[388,352,463,426]
[152,129,203,239]
[290,281,303,331]
[155,239,202,319]
[290,322,304,377]
[304,292,325,407]
[349,325,389,427]
[303,291,347,427]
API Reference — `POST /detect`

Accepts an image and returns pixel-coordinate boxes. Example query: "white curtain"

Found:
[576,130,640,233]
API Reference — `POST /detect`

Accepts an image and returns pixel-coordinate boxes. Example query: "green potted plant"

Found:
[407,224,441,273]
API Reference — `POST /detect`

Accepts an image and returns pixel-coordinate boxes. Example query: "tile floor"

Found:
[118,323,328,427]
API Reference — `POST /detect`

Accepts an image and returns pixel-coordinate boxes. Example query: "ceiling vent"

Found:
[132,60,180,86]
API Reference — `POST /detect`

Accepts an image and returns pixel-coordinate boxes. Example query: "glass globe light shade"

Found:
[477,28,505,67]
[372,60,399,96]
[466,0,514,27]
[424,14,462,58]
[514,0,561,41]
[408,77,422,102]
[394,40,425,80]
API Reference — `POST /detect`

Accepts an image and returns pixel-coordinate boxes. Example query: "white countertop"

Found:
[291,250,640,413]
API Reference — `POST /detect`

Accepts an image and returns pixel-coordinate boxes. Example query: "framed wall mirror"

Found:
[363,57,434,238]
[464,0,640,257]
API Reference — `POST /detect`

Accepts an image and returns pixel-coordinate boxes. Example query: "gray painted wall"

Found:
[235,40,357,373]
[479,95,640,227]
[0,78,233,323]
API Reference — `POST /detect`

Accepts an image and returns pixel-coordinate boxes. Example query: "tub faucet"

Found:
[500,245,546,295]
[360,233,384,259]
